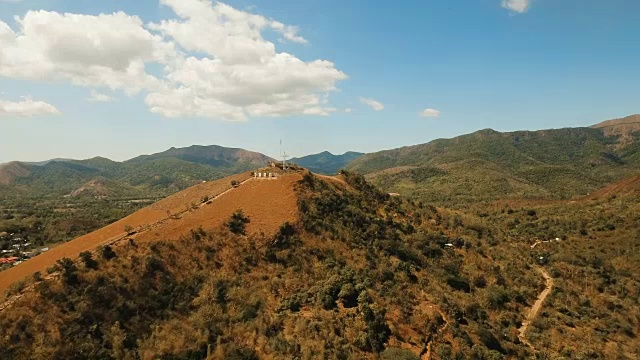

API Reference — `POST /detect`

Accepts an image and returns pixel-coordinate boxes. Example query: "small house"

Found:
[0,257,19,264]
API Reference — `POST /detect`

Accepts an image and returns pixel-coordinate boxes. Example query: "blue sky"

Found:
[0,0,638,163]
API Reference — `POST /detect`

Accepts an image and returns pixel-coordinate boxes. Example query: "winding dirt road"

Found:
[518,267,554,350]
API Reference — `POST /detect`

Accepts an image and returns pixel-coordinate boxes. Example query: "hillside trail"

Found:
[201,176,254,204]
[316,174,347,186]
[419,291,451,360]
[518,267,554,350]
[0,176,258,311]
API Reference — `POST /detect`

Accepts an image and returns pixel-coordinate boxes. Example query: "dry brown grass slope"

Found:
[586,174,640,200]
[0,171,301,297]
[136,173,301,243]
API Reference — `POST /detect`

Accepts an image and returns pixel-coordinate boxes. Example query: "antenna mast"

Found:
[280,139,288,171]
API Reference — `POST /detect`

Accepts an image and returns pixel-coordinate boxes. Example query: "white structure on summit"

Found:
[254,171,279,180]
[254,141,289,180]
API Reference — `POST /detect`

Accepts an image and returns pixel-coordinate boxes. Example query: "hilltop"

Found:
[347,115,640,206]
[290,151,364,175]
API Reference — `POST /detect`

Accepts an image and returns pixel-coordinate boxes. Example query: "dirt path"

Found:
[530,238,560,249]
[316,174,347,186]
[518,267,554,350]
[419,291,450,360]
[422,310,449,360]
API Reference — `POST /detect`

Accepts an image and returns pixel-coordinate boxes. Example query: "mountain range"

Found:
[0,145,273,199]
[347,114,640,205]
[1,114,639,203]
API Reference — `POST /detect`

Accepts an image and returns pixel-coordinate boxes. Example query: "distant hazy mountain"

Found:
[0,145,273,198]
[290,151,364,175]
[127,145,272,168]
[347,114,640,205]
[24,158,74,166]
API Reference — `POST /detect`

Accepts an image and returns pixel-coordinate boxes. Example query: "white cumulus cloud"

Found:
[144,0,344,121]
[270,21,308,44]
[0,0,346,121]
[501,0,531,13]
[0,96,60,117]
[87,90,117,103]
[360,97,384,111]
[420,108,441,118]
[0,11,171,93]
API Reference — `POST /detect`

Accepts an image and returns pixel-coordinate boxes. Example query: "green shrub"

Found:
[79,251,98,270]
[227,210,250,235]
[447,276,471,293]
[486,286,510,309]
[359,304,391,353]
[57,257,78,286]
[100,245,117,260]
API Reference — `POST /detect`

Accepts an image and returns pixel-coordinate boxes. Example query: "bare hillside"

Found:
[0,171,300,296]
